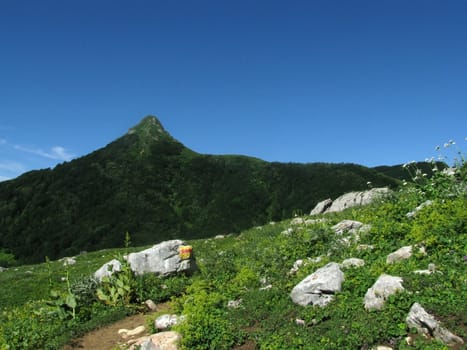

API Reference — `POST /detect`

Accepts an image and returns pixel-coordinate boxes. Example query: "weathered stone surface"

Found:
[332,220,364,235]
[94,259,122,282]
[290,262,344,307]
[128,331,182,350]
[386,246,413,264]
[340,258,365,269]
[310,198,333,215]
[127,240,196,276]
[325,188,390,213]
[406,302,464,347]
[364,274,404,311]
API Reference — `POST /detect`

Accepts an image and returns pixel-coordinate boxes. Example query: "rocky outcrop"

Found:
[290,262,344,307]
[311,188,390,215]
[406,303,464,347]
[364,274,404,311]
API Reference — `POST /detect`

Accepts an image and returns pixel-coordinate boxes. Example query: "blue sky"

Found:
[1,0,466,181]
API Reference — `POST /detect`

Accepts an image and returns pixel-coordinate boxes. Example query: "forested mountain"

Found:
[0,116,400,263]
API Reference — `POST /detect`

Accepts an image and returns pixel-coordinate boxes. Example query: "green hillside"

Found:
[0,116,400,264]
[0,155,465,349]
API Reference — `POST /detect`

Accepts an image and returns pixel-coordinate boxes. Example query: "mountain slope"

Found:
[0,116,400,263]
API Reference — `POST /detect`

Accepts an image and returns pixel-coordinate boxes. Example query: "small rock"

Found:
[386,246,413,264]
[144,299,158,311]
[94,259,122,282]
[61,257,76,266]
[227,299,243,309]
[340,258,365,269]
[155,314,185,330]
[118,325,146,339]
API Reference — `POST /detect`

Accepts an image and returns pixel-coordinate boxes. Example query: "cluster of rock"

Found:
[287,215,464,348]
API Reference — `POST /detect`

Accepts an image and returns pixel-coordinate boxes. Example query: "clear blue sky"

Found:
[1,0,466,181]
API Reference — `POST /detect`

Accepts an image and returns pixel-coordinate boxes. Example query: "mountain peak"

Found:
[127,115,171,140]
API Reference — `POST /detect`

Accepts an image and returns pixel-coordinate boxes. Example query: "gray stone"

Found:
[290,262,344,307]
[94,259,122,282]
[406,302,464,347]
[325,188,390,213]
[155,314,185,330]
[340,258,365,269]
[127,240,196,276]
[386,246,413,264]
[364,274,404,311]
[310,198,333,215]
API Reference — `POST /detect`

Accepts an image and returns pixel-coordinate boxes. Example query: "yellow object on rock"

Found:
[179,245,192,260]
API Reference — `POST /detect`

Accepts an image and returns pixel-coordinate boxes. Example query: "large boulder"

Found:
[290,262,344,307]
[127,240,196,276]
[311,188,390,215]
[364,274,404,311]
[406,303,464,347]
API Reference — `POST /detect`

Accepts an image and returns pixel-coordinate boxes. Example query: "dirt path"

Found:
[63,303,170,350]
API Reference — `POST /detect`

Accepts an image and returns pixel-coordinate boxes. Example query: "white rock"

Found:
[386,246,413,264]
[340,258,365,269]
[290,262,344,307]
[155,314,185,330]
[364,274,404,311]
[94,259,122,282]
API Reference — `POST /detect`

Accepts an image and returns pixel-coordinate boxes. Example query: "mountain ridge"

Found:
[0,116,404,263]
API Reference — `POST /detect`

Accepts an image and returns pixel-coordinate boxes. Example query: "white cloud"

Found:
[0,176,12,182]
[14,145,75,161]
[0,139,7,145]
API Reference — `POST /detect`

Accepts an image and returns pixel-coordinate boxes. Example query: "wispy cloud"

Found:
[0,138,7,145]
[14,145,75,161]
[0,176,12,182]
[0,161,26,173]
